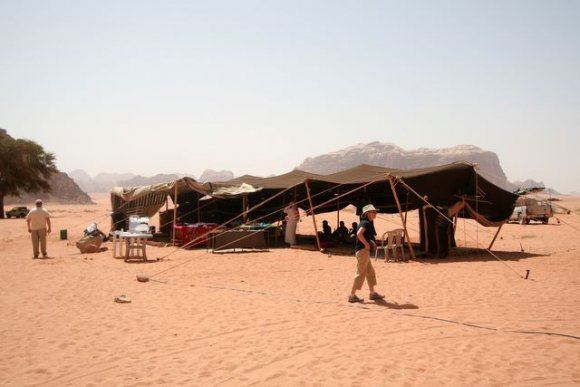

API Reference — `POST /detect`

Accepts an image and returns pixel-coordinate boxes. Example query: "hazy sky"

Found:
[1,1,579,192]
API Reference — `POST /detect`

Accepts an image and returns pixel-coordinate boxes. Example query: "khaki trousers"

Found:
[352,248,377,290]
[31,229,48,257]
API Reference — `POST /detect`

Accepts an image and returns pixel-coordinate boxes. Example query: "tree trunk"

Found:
[0,194,5,219]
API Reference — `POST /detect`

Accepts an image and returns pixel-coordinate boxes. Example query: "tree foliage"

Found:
[0,134,58,218]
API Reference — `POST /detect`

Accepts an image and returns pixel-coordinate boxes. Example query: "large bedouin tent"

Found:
[110,163,518,256]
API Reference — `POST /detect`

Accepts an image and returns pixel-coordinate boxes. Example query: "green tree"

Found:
[0,135,58,218]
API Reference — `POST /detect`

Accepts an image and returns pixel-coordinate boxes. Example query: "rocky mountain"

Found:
[68,170,138,192]
[511,179,545,190]
[118,174,185,187]
[198,169,235,182]
[70,168,236,192]
[511,179,560,195]
[5,172,93,205]
[296,142,511,190]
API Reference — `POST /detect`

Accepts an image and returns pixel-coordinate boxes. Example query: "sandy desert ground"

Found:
[1,193,579,386]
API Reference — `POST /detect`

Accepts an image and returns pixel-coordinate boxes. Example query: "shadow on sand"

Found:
[322,245,544,262]
[370,299,419,310]
[412,248,544,264]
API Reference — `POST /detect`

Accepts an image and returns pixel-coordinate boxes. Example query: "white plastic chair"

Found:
[375,229,405,261]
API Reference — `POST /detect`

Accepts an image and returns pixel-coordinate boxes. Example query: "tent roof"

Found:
[217,162,483,187]
[111,177,211,202]
[314,164,397,184]
[219,169,322,189]
[215,162,518,224]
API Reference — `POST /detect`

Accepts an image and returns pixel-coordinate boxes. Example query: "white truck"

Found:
[510,197,553,224]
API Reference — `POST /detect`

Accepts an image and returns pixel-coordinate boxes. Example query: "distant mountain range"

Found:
[1,139,557,205]
[67,142,554,195]
[67,169,235,193]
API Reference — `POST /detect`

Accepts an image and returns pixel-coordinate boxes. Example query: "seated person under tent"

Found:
[333,220,349,244]
[319,220,333,241]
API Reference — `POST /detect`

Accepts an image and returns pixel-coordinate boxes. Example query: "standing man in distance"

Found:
[26,199,51,259]
[283,201,299,246]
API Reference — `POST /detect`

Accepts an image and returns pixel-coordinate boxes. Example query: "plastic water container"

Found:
[129,215,139,233]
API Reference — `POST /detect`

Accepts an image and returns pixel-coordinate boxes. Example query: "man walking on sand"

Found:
[26,199,51,259]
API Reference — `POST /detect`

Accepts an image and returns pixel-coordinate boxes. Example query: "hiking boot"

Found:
[348,294,364,303]
[369,292,385,301]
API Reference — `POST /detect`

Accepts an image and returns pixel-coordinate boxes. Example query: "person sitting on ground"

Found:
[333,220,349,244]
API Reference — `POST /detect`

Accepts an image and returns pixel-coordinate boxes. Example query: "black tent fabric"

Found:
[419,205,457,257]
[201,162,517,227]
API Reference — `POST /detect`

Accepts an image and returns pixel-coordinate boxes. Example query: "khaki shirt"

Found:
[26,207,51,231]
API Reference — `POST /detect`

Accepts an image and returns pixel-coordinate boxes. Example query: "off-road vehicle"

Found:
[509,197,553,224]
[6,206,29,218]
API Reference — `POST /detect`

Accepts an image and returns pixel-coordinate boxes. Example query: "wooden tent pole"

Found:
[336,189,340,228]
[388,175,416,259]
[488,223,504,250]
[172,181,178,246]
[305,179,322,251]
[242,195,248,223]
[403,191,409,227]
[197,193,200,223]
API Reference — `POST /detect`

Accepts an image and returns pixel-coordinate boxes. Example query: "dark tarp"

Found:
[195,162,518,227]
[183,170,325,226]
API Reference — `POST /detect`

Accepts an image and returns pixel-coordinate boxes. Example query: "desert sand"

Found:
[1,193,579,386]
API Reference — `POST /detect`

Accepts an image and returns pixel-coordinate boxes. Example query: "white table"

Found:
[112,232,153,261]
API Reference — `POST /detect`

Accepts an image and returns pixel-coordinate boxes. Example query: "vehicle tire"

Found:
[542,217,549,224]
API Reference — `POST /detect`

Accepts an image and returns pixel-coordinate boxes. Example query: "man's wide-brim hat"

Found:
[362,204,379,215]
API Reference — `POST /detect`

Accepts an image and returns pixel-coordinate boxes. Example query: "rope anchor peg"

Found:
[524,269,531,280]
[136,273,167,284]
[136,273,150,283]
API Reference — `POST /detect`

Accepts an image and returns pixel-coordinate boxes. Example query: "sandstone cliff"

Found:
[5,172,93,205]
[297,142,510,190]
